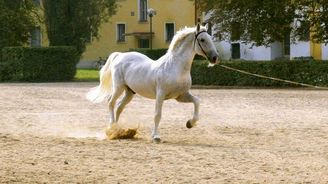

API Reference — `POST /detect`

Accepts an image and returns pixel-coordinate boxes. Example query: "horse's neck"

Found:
[168,34,195,72]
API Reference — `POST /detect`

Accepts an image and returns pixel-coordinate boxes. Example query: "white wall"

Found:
[322,44,328,60]
[215,41,278,61]
[290,41,311,59]
[270,42,283,60]
[215,41,231,60]
[240,43,271,61]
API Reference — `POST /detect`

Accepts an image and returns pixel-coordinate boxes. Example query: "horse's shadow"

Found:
[162,141,218,148]
[126,136,224,148]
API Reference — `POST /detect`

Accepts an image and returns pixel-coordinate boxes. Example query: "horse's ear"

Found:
[205,23,209,31]
[196,24,200,32]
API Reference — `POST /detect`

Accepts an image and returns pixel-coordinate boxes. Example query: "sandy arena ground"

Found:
[0,82,327,183]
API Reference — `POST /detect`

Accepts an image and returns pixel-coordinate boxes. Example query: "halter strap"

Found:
[194,30,210,60]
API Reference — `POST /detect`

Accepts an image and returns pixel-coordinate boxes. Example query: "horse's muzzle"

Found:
[210,55,220,64]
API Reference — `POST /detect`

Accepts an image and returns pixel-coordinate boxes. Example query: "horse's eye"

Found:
[200,39,205,42]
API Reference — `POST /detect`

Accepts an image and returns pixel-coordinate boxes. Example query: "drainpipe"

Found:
[195,0,198,24]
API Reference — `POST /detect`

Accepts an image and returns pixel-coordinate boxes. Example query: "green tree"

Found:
[0,0,39,50]
[199,0,328,45]
[295,1,328,44]
[42,0,117,56]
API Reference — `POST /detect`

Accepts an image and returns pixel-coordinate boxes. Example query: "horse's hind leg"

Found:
[108,85,124,127]
[115,88,135,122]
[176,92,200,128]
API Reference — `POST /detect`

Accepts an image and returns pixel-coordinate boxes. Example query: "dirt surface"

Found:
[0,82,327,183]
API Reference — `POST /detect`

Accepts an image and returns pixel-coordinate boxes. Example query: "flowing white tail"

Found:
[86,52,120,103]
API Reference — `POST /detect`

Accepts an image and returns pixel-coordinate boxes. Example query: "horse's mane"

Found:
[167,26,207,53]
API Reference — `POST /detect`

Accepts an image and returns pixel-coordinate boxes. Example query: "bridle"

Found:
[194,30,210,59]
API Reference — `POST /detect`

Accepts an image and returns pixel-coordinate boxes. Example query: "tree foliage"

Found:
[42,0,117,56]
[199,0,328,45]
[296,0,328,44]
[0,0,38,50]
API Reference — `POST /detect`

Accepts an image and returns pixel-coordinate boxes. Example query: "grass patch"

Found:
[74,69,99,82]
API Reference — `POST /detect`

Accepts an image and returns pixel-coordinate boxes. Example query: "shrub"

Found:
[1,46,79,82]
[191,60,328,87]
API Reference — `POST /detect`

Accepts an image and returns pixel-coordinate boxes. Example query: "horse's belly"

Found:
[125,79,157,99]
[164,81,191,99]
[130,85,156,99]
[134,88,156,99]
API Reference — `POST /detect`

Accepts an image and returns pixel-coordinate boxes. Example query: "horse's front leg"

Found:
[152,92,165,143]
[176,92,200,128]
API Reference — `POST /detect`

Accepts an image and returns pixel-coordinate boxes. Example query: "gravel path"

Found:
[0,83,327,183]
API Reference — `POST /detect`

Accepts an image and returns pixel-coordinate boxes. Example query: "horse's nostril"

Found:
[212,56,217,61]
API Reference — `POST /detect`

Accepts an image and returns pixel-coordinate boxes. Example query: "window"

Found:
[139,0,148,22]
[31,27,41,47]
[139,39,149,48]
[117,24,126,42]
[165,23,174,42]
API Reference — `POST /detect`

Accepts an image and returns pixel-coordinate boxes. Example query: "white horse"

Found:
[86,24,219,142]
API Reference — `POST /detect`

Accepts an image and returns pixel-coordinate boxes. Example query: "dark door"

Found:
[231,43,240,59]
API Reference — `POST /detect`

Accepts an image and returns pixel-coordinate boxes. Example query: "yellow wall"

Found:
[310,34,322,59]
[82,0,196,61]
[310,42,322,60]
[310,21,322,60]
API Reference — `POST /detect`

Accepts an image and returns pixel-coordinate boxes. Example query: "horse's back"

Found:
[112,51,156,74]
[115,51,153,64]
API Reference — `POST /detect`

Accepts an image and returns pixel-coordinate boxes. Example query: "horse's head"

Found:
[194,24,219,64]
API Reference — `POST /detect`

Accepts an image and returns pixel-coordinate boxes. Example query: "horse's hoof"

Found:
[152,137,161,143]
[186,120,193,129]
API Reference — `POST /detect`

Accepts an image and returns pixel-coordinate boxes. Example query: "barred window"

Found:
[139,0,147,22]
[117,24,126,42]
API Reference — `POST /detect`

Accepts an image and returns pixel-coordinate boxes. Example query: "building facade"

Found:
[29,1,328,62]
[208,14,328,61]
[214,35,328,61]
[81,0,197,62]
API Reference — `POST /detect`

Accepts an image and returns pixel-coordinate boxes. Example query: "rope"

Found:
[218,64,328,90]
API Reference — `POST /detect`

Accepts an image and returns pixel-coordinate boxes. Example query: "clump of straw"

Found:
[105,124,138,140]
